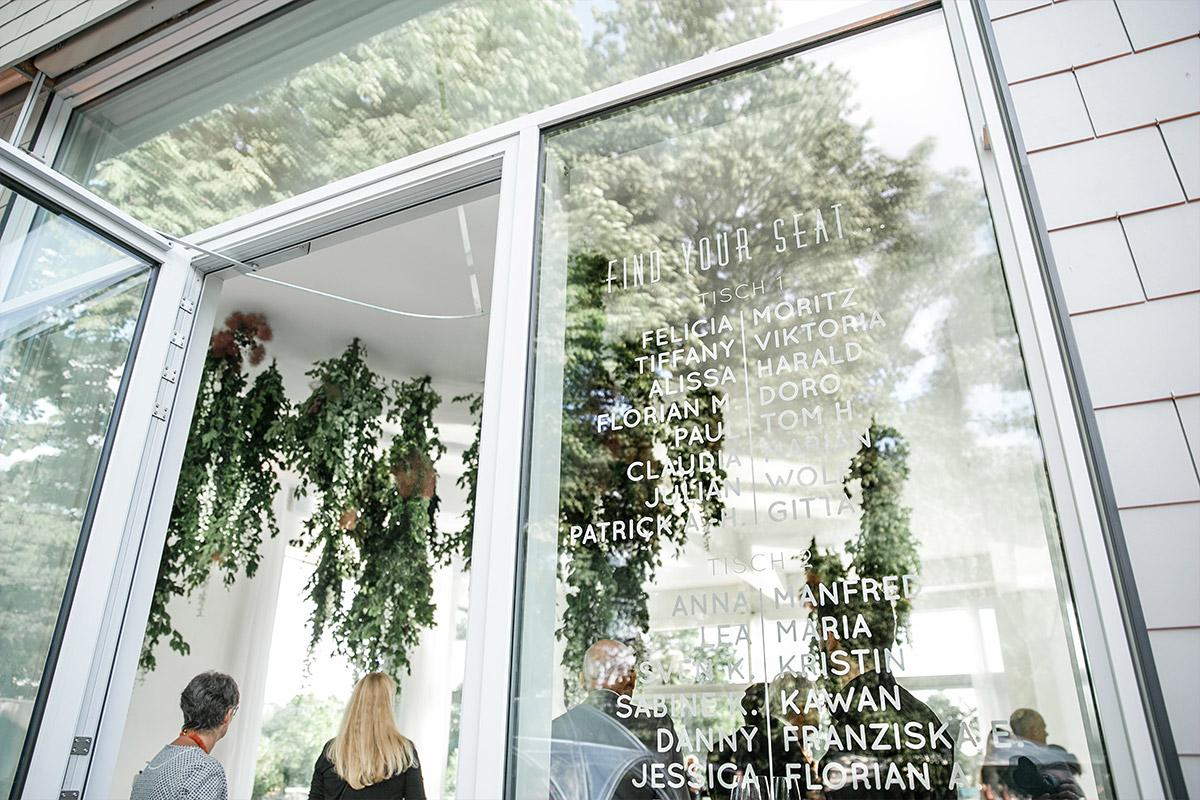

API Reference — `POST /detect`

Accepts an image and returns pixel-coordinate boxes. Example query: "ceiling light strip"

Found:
[244,272,488,320]
[457,204,483,314]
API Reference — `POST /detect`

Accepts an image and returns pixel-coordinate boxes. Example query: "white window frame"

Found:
[7,1,1176,797]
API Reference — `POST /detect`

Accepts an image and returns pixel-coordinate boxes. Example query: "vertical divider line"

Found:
[1172,397,1200,484]
[758,588,776,792]
[740,311,758,524]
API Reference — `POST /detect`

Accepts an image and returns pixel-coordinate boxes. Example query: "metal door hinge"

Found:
[163,366,178,383]
[170,331,187,348]
[60,792,80,800]
[70,736,91,756]
[180,297,195,313]
[152,404,170,421]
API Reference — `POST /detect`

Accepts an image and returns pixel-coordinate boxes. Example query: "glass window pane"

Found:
[0,196,151,796]
[0,190,145,299]
[55,1,871,236]
[513,11,1113,800]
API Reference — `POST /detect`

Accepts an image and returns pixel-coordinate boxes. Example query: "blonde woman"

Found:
[309,673,426,799]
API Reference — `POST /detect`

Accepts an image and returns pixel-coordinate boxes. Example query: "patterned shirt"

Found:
[131,744,228,800]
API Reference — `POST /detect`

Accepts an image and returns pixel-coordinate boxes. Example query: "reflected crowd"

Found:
[549,635,1089,800]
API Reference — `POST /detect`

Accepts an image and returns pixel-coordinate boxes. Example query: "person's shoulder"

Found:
[314,740,336,768]
[188,748,227,776]
[402,738,420,766]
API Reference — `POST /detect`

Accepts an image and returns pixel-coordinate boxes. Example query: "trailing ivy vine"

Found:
[436,392,482,569]
[147,326,475,679]
[142,312,290,671]
[290,339,445,677]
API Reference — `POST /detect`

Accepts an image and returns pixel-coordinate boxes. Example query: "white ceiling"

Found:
[215,183,499,429]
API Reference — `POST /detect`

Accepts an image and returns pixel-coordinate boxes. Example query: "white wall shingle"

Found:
[1121,503,1200,629]
[1121,202,1200,298]
[1075,40,1200,134]
[1115,0,1200,50]
[1010,72,1094,150]
[1048,220,1144,312]
[0,0,132,71]
[1162,115,1200,201]
[1029,128,1184,229]
[10,2,52,39]
[992,0,1130,83]
[0,3,26,29]
[1071,294,1200,407]
[1177,395,1200,476]
[1147,628,1200,753]
[1183,757,1200,800]
[1094,400,1200,506]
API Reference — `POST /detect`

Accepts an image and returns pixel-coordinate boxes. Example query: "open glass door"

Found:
[0,139,196,800]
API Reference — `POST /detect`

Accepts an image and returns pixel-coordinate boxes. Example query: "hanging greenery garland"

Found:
[429,392,482,569]
[146,326,473,677]
[290,340,446,677]
[142,312,291,671]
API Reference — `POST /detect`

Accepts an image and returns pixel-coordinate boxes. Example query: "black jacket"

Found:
[308,741,425,800]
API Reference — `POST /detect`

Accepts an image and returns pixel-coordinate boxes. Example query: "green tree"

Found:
[72,0,795,236]
[556,253,727,702]
[542,6,994,690]
[253,693,343,800]
[75,1,593,234]
[805,422,921,697]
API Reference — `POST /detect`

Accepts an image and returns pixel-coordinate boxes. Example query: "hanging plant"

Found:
[142,312,291,671]
[426,392,482,569]
[290,340,445,678]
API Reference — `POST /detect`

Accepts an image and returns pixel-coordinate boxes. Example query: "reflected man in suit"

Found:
[552,640,687,800]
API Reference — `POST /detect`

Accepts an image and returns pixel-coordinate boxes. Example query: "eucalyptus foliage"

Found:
[291,340,444,677]
[143,313,290,671]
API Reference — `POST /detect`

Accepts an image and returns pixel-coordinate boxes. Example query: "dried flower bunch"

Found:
[209,311,273,367]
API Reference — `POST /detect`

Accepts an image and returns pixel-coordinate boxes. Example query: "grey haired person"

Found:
[131,671,239,800]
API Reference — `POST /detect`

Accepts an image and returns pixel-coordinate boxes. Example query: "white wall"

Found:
[989,1,1200,796]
